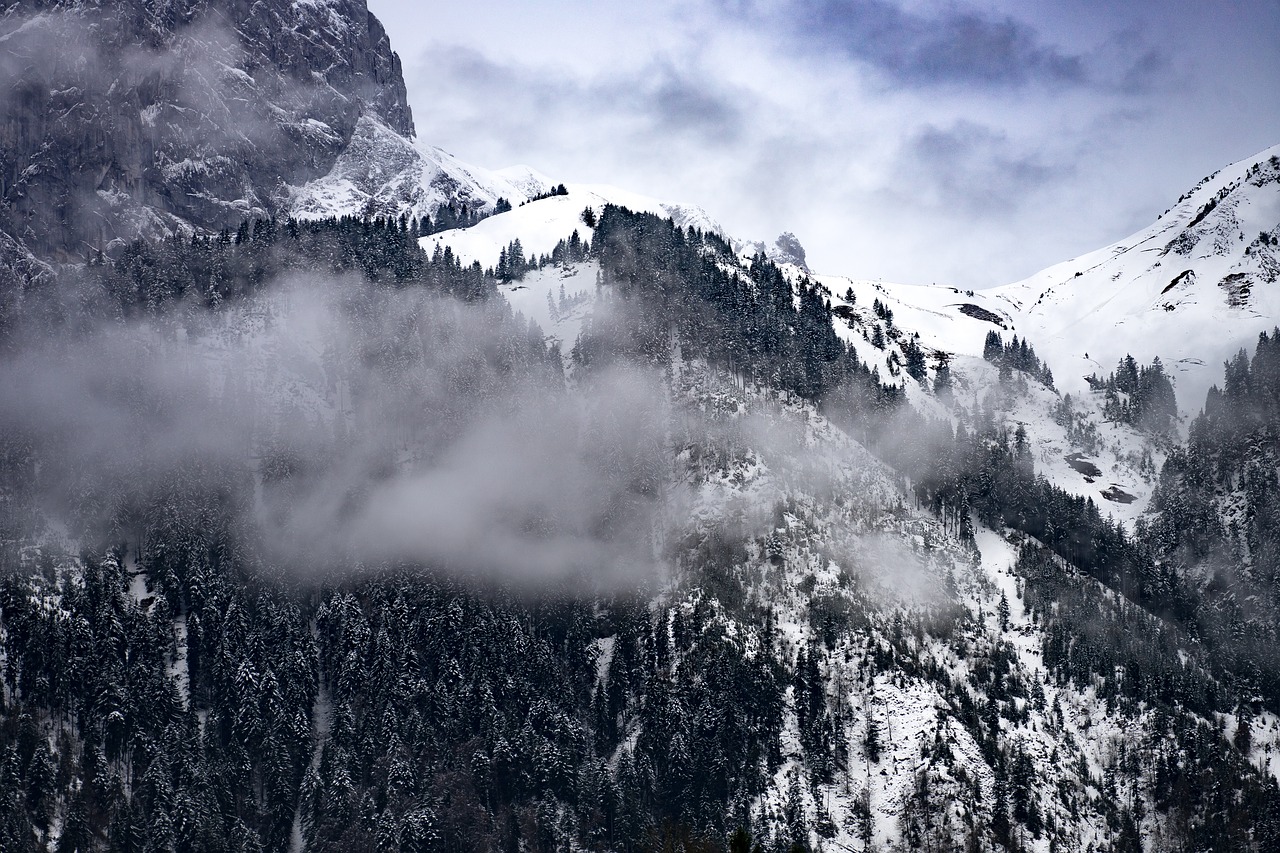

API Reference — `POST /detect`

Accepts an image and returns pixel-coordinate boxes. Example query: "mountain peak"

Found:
[772,231,809,270]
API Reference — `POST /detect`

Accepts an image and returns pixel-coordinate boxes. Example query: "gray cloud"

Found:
[899,121,1065,215]
[746,0,1087,88]
[1058,23,1174,96]
[648,65,744,141]
[421,46,746,149]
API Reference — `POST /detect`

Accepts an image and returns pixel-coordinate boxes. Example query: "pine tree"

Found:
[1235,706,1253,756]
[983,330,1004,362]
[865,714,881,763]
[933,352,953,401]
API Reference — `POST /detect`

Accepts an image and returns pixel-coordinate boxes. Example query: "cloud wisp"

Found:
[423,46,748,152]
[895,120,1065,216]
[0,277,674,588]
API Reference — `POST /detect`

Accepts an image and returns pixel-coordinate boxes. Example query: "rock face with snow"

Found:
[770,231,809,270]
[289,114,557,223]
[0,0,413,259]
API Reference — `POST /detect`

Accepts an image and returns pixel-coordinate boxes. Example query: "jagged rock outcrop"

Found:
[290,113,557,224]
[771,231,809,270]
[0,0,413,260]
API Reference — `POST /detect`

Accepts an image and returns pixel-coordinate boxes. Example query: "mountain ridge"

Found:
[991,143,1280,411]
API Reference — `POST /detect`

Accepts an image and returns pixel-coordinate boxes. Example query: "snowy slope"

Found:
[805,273,1162,525]
[500,262,600,357]
[413,183,725,376]
[420,183,725,270]
[991,144,1280,412]
[814,275,1013,364]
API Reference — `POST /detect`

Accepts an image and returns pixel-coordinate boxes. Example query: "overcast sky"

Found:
[368,0,1280,289]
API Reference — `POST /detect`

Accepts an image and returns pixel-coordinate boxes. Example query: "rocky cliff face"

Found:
[0,0,413,261]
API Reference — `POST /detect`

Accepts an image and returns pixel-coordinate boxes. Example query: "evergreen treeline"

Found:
[0,549,792,851]
[418,198,509,235]
[982,331,1054,388]
[904,393,1280,712]
[1089,355,1178,433]
[902,336,1280,717]
[0,215,511,363]
[521,184,571,205]
[578,205,902,420]
[1017,543,1280,850]
[0,211,803,851]
[492,230,590,282]
[49,216,492,325]
[1147,331,1280,702]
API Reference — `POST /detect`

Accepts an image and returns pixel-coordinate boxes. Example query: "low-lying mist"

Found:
[0,276,672,586]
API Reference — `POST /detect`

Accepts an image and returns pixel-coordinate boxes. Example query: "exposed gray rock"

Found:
[290,114,556,224]
[772,231,808,270]
[0,227,52,304]
[0,0,413,260]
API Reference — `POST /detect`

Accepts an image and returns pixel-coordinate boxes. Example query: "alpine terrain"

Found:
[1,2,1280,852]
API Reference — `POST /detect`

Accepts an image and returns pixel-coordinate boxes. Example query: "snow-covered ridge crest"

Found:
[417,180,727,271]
[986,143,1280,413]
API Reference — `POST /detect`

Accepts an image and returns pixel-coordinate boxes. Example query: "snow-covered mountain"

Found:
[372,140,1276,543]
[0,0,415,261]
[788,145,1280,425]
[276,94,1280,563]
[6,2,1280,851]
[406,131,1279,426]
[992,145,1280,412]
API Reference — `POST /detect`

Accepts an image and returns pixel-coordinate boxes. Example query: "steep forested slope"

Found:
[3,207,1280,853]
